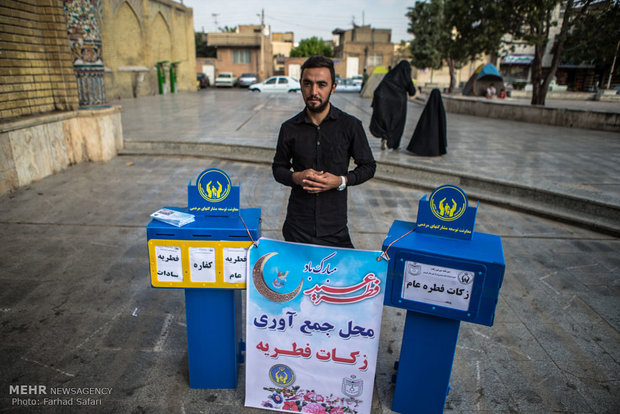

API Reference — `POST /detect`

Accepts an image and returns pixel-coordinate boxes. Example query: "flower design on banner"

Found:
[261,386,360,414]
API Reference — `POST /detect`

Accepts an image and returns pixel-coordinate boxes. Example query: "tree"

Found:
[218,25,237,33]
[507,0,597,105]
[195,32,215,58]
[406,0,469,93]
[562,1,620,88]
[290,37,333,58]
[449,0,521,63]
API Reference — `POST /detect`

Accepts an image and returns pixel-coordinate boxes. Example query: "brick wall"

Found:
[0,0,78,121]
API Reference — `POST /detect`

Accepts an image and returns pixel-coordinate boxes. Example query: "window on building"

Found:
[367,53,383,66]
[233,49,251,64]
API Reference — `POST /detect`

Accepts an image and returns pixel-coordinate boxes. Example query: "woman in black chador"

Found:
[407,88,447,156]
[369,60,416,150]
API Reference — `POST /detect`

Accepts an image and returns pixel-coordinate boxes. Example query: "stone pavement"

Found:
[0,90,618,413]
[119,90,620,235]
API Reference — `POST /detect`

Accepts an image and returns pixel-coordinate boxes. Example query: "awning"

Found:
[501,54,534,65]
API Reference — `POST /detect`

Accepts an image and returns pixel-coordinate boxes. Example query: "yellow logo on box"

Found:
[197,169,231,203]
[429,185,467,221]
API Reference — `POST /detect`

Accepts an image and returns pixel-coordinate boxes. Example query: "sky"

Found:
[182,0,414,44]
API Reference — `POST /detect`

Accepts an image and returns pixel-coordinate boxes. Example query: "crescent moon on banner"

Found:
[252,252,303,303]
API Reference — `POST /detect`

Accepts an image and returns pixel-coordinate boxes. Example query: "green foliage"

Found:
[509,0,564,46]
[563,2,620,73]
[406,0,613,102]
[406,0,483,69]
[194,33,215,58]
[449,0,519,57]
[290,37,333,58]
[406,1,445,70]
[407,0,484,90]
[218,25,237,33]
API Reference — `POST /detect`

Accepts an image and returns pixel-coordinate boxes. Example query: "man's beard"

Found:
[305,95,330,113]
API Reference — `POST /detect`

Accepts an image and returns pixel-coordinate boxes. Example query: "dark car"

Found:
[197,73,209,89]
[238,73,258,88]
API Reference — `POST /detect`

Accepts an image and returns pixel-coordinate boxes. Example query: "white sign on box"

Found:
[155,245,183,282]
[401,261,474,311]
[189,247,216,282]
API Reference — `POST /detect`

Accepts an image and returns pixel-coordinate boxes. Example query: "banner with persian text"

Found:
[245,238,387,414]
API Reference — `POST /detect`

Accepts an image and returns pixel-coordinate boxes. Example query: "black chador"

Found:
[407,88,447,156]
[369,60,416,150]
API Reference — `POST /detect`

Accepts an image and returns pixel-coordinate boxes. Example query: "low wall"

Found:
[0,106,123,195]
[441,96,620,132]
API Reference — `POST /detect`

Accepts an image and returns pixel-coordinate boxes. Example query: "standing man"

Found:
[272,55,376,248]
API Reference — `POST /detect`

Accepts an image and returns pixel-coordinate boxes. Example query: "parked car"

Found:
[215,72,237,87]
[196,73,209,89]
[335,78,361,93]
[249,76,300,93]
[238,73,258,87]
[351,75,363,86]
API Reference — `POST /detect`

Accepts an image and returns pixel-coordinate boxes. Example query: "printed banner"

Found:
[245,238,387,414]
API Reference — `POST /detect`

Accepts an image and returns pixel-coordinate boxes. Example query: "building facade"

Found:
[332,25,393,79]
[0,0,79,120]
[101,0,196,99]
[272,31,294,75]
[206,25,274,81]
[0,0,123,196]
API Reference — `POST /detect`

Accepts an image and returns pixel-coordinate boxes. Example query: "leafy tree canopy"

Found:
[406,0,445,70]
[290,37,333,58]
[195,33,215,58]
[562,1,619,73]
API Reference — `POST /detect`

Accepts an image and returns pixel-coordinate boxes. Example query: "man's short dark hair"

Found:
[300,55,336,85]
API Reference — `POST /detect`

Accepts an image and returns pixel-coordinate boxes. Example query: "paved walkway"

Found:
[0,90,618,413]
[118,90,620,234]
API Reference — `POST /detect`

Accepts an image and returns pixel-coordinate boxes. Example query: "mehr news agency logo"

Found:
[197,168,231,203]
[429,185,467,221]
[8,384,112,407]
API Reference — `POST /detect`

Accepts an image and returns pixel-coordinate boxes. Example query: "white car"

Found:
[215,72,237,87]
[335,78,361,93]
[249,76,300,93]
[351,75,363,86]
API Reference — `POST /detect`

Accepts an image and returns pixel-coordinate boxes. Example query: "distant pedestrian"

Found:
[406,88,447,157]
[360,68,369,94]
[369,60,416,150]
[486,83,497,99]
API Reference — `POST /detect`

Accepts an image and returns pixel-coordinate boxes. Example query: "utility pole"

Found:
[260,9,265,80]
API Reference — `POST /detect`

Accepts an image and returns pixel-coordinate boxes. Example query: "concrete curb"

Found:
[121,140,620,237]
[410,95,620,132]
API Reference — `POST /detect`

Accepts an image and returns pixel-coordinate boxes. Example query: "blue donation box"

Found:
[382,185,505,413]
[146,168,260,389]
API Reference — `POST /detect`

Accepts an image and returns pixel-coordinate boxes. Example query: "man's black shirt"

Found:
[272,105,376,239]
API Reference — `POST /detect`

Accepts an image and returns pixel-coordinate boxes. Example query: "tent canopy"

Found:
[463,64,503,96]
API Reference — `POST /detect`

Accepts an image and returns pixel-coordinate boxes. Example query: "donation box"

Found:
[146,168,260,389]
[382,185,505,413]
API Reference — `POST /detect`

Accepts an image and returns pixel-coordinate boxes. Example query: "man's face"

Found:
[301,67,336,113]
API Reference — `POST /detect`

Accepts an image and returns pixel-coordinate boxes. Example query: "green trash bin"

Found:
[156,61,169,95]
[170,61,181,93]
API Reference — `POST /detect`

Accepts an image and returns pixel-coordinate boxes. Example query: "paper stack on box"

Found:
[150,208,195,227]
